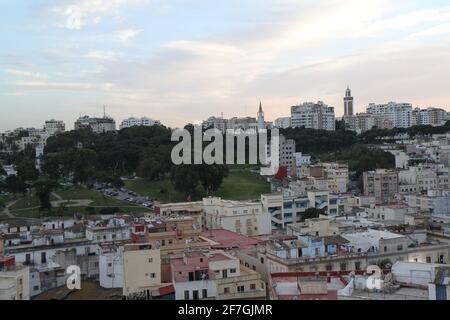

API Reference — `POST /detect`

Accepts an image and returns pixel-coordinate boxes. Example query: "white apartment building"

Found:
[85,220,132,243]
[366,102,414,128]
[412,107,447,127]
[202,116,227,133]
[74,116,116,133]
[171,250,265,300]
[291,101,336,131]
[342,229,409,254]
[399,164,449,193]
[274,117,291,129]
[363,169,399,204]
[43,119,65,135]
[122,243,162,297]
[365,204,417,223]
[99,246,124,289]
[265,134,296,174]
[0,262,29,300]
[344,113,379,133]
[405,189,450,219]
[293,152,311,167]
[119,117,160,129]
[202,197,272,236]
[226,117,260,133]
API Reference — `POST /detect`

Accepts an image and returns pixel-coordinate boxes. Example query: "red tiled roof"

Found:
[200,229,261,249]
[158,284,175,296]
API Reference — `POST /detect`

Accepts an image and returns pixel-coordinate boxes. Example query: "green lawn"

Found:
[125,169,270,203]
[56,188,133,207]
[9,193,59,211]
[125,179,187,203]
[0,194,16,204]
[8,187,150,218]
[215,170,270,200]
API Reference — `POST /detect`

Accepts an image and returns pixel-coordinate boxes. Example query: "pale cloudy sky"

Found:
[1,0,450,130]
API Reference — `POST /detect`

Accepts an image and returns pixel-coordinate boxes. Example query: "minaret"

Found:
[257,101,265,131]
[344,86,354,116]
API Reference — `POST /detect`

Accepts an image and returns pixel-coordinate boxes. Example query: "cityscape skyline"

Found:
[1,0,450,131]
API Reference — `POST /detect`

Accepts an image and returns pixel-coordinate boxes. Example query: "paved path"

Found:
[1,200,18,218]
[52,192,63,201]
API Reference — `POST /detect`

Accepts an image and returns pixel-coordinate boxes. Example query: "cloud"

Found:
[10,80,115,92]
[84,50,118,61]
[49,0,150,28]
[4,69,48,80]
[117,28,144,42]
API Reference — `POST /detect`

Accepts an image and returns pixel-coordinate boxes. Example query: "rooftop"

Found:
[200,229,261,249]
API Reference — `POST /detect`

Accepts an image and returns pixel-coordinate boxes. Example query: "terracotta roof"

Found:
[200,229,261,249]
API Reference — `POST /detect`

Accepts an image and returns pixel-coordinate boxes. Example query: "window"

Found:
[384,246,387,252]
[397,245,403,251]
[33,286,39,291]
[230,268,236,274]
[148,258,153,263]
[150,273,156,278]
[202,289,208,298]
[184,291,189,300]
[355,262,361,270]
[250,284,256,290]
[41,252,47,264]
[260,257,264,264]
[426,256,432,263]
[340,263,347,271]
[224,287,230,294]
[252,266,256,271]
[237,286,245,293]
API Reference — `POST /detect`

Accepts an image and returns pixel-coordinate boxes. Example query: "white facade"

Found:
[274,117,291,129]
[366,102,413,128]
[74,116,116,133]
[44,119,65,135]
[120,117,160,129]
[202,116,227,133]
[202,197,272,236]
[294,152,311,167]
[99,248,124,289]
[291,101,335,131]
[0,265,30,300]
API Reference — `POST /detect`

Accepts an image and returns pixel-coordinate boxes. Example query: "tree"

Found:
[72,149,98,184]
[198,164,229,196]
[85,206,96,215]
[34,177,57,212]
[41,154,63,180]
[171,165,200,197]
[16,158,39,182]
[137,158,165,181]
[5,175,26,195]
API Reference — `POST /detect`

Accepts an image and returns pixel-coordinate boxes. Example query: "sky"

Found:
[1,0,450,131]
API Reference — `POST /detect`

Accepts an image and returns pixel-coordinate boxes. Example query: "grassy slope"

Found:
[125,169,270,204]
